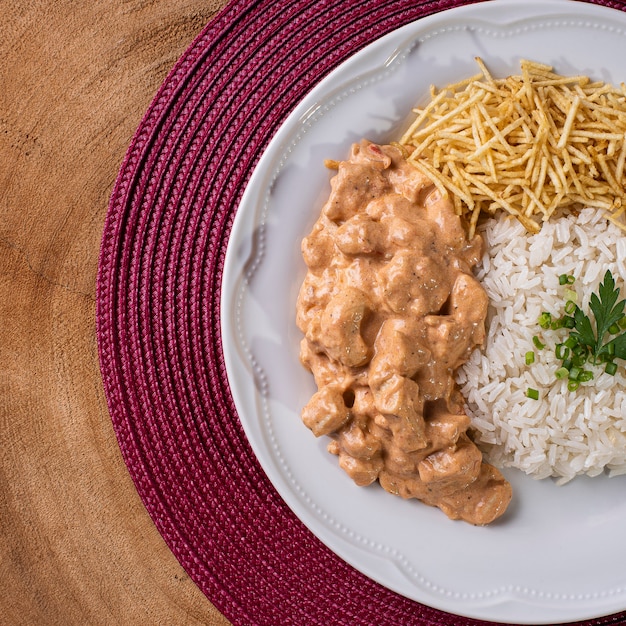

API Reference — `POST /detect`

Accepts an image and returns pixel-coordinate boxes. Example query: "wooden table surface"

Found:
[1,2,231,623]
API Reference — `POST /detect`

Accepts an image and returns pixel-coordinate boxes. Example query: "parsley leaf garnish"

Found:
[571,270,626,364]
[533,270,626,388]
[612,332,626,361]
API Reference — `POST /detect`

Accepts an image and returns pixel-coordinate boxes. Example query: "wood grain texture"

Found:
[0,1,231,624]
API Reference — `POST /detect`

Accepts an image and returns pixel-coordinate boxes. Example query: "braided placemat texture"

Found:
[96,0,626,624]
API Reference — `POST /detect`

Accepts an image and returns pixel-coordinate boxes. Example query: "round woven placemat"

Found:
[96,0,626,624]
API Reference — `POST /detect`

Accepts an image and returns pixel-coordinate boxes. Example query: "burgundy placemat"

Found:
[96,0,626,624]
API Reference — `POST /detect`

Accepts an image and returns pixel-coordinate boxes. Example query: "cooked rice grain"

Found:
[458,208,626,484]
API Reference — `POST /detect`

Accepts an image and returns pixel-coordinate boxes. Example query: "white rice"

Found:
[458,208,626,484]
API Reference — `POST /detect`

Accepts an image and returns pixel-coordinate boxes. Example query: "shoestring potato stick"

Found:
[399,58,626,237]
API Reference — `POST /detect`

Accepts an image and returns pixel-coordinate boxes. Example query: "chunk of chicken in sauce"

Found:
[296,140,511,525]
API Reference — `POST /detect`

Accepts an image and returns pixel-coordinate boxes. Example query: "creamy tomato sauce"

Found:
[296,140,511,525]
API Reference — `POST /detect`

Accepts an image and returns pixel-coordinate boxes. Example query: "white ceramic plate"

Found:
[221,1,626,623]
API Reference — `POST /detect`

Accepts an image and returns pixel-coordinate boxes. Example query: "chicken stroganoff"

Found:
[296,140,512,525]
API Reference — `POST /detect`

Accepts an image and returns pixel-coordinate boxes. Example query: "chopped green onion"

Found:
[567,380,580,392]
[572,353,587,367]
[555,344,570,360]
[608,341,616,357]
[606,361,618,376]
[579,370,594,382]
[538,312,552,329]
[555,367,569,380]
[564,336,577,349]
[559,274,575,285]
[619,315,626,330]
[562,358,573,370]
[562,316,576,329]
[564,288,577,302]
[609,323,621,335]
[568,366,581,381]
[533,336,545,349]
[526,388,539,400]
[525,351,535,365]
[564,300,577,315]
